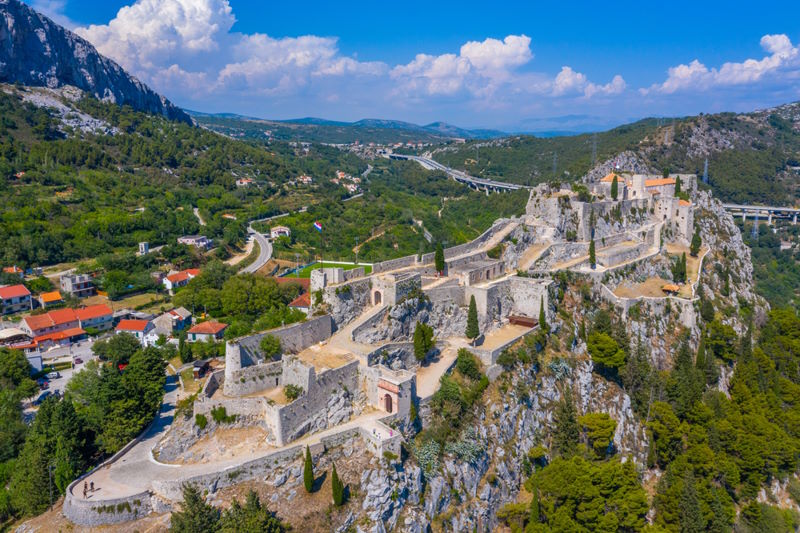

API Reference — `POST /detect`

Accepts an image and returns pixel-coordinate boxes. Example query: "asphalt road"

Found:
[239,229,272,274]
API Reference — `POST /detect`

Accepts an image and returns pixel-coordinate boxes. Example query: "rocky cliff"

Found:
[0,0,189,123]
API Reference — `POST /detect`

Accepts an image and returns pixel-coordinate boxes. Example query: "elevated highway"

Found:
[388,153,529,192]
[722,203,800,225]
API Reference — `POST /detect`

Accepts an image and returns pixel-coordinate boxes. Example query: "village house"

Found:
[20,304,113,338]
[38,291,63,308]
[0,284,32,315]
[187,321,228,342]
[288,292,311,315]
[2,266,24,279]
[235,177,254,187]
[270,225,291,239]
[162,268,201,292]
[177,235,212,250]
[297,174,313,184]
[75,304,115,332]
[115,319,154,345]
[152,307,192,337]
[60,273,95,299]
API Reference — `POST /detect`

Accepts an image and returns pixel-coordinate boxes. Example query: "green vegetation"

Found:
[465,295,479,342]
[743,222,800,309]
[303,445,314,493]
[283,384,303,401]
[671,252,687,283]
[171,485,288,533]
[259,335,282,359]
[690,229,702,257]
[589,238,596,269]
[210,406,236,424]
[434,242,445,273]
[194,413,208,430]
[413,321,435,362]
[610,174,618,200]
[331,462,345,507]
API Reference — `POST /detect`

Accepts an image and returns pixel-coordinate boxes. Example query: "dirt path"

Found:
[225,235,255,266]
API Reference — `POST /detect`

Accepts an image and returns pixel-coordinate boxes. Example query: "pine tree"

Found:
[171,484,220,533]
[434,242,445,274]
[552,389,579,457]
[589,238,596,269]
[538,296,548,333]
[528,479,540,524]
[331,462,345,506]
[610,175,619,200]
[690,230,702,257]
[466,295,479,343]
[679,470,705,533]
[303,445,314,493]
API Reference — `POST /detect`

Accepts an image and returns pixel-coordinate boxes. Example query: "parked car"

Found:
[73,357,83,364]
[46,371,60,380]
[37,378,49,389]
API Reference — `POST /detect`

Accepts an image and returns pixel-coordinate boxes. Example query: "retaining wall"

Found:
[223,361,282,397]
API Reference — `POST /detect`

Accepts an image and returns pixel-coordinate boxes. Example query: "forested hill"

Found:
[0,0,189,123]
[431,103,800,205]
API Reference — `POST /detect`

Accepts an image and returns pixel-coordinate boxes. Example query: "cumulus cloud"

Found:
[644,34,800,94]
[552,67,625,98]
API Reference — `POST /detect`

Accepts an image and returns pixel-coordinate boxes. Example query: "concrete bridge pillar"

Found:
[768,212,773,225]
[742,212,746,222]
[793,214,797,225]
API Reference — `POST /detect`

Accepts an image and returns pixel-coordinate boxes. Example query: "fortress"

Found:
[64,169,701,527]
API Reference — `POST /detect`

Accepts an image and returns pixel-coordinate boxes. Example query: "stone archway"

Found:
[383,393,393,413]
[374,290,382,305]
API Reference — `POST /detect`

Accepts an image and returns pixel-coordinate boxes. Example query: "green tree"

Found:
[667,340,704,418]
[610,174,619,200]
[91,333,141,367]
[465,295,480,343]
[589,238,596,269]
[679,470,705,533]
[303,445,314,493]
[587,332,625,370]
[218,490,288,532]
[578,412,617,458]
[675,175,682,195]
[690,230,702,257]
[538,296,548,333]
[413,322,434,362]
[552,390,579,457]
[331,462,345,506]
[259,335,281,359]
[171,484,220,533]
[434,242,445,274]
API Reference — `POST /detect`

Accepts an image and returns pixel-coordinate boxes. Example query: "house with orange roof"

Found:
[21,307,79,337]
[38,291,63,308]
[288,292,311,315]
[162,268,201,292]
[187,321,228,342]
[0,284,32,315]
[75,304,114,331]
[115,319,154,345]
[2,266,24,279]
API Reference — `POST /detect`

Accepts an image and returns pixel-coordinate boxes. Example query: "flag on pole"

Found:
[313,221,323,232]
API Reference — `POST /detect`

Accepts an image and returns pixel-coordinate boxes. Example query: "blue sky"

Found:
[27,0,800,131]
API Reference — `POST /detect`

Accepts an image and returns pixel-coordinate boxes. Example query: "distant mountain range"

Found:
[0,0,189,122]
[188,111,508,143]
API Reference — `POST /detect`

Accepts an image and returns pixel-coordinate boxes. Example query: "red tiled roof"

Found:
[23,313,54,331]
[116,319,151,332]
[166,271,190,284]
[645,178,675,187]
[34,327,86,344]
[3,266,23,274]
[289,292,311,308]
[49,308,79,326]
[39,291,62,303]
[188,321,227,335]
[0,284,31,299]
[75,304,113,321]
[678,199,691,207]
[185,268,201,277]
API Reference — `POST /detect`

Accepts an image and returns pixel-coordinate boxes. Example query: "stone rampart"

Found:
[238,315,333,358]
[444,219,510,259]
[323,277,372,327]
[598,283,697,329]
[365,342,417,369]
[63,487,156,527]
[425,284,465,306]
[372,254,419,274]
[223,361,282,397]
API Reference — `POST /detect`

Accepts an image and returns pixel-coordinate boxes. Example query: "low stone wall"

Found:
[63,487,157,527]
[598,283,697,329]
[365,342,417,369]
[425,284,465,306]
[443,219,511,259]
[472,327,533,368]
[223,361,282,397]
[202,369,223,399]
[372,254,420,274]
[194,395,267,420]
[351,306,387,341]
[597,242,647,268]
[360,424,402,458]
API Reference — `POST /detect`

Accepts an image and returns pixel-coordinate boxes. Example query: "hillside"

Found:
[431,104,800,205]
[0,0,189,122]
[191,112,504,144]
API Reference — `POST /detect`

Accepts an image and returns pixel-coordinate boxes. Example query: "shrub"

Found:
[284,384,303,401]
[195,413,208,430]
[259,334,281,359]
[210,406,236,424]
[455,349,481,381]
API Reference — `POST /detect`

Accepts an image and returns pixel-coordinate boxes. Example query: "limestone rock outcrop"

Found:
[0,0,190,122]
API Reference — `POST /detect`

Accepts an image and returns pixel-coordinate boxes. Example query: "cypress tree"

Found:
[552,389,579,457]
[610,175,619,200]
[528,479,540,524]
[690,230,702,257]
[413,322,426,362]
[331,462,344,506]
[434,242,445,274]
[589,238,596,269]
[675,175,682,196]
[303,445,314,493]
[466,295,479,343]
[538,296,548,333]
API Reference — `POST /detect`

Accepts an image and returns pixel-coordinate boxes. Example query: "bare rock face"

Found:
[0,0,190,123]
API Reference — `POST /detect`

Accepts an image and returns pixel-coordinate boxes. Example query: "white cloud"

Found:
[644,34,800,94]
[552,67,625,98]
[29,0,77,29]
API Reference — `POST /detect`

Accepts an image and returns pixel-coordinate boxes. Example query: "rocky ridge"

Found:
[0,0,189,123]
